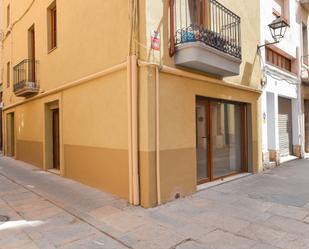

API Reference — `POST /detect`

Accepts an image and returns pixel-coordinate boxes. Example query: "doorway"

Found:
[52,109,60,170]
[278,97,293,157]
[6,113,15,157]
[196,97,248,184]
[45,101,60,172]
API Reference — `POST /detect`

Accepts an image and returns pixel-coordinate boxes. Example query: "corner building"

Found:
[1,0,262,208]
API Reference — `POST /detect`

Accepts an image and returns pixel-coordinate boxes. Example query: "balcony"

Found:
[13,59,39,97]
[170,0,242,77]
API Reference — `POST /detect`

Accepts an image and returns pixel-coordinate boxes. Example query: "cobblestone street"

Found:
[0,157,309,249]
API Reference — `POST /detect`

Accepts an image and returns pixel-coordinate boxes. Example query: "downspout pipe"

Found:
[137,60,162,205]
[127,57,134,204]
[127,55,140,206]
[131,55,140,205]
[155,66,161,205]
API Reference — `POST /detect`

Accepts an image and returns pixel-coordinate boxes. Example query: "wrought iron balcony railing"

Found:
[170,0,241,59]
[13,59,39,97]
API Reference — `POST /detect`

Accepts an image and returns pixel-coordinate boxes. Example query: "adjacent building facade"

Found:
[1,0,264,208]
[260,0,309,167]
[260,0,303,166]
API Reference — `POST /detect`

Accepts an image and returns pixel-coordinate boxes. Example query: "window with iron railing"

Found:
[13,59,39,94]
[170,0,241,59]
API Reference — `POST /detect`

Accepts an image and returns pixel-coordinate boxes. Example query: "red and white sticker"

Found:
[151,31,160,51]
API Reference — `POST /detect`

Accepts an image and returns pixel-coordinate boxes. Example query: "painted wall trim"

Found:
[3,62,127,111]
[138,60,262,94]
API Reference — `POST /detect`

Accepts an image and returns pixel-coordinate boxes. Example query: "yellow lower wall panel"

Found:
[139,151,157,208]
[159,147,196,203]
[16,140,44,168]
[64,144,129,200]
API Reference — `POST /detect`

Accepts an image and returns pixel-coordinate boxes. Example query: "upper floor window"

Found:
[7,4,10,28]
[7,62,10,88]
[266,47,292,72]
[48,1,57,51]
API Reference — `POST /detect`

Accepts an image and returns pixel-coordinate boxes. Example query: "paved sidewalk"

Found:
[0,157,309,249]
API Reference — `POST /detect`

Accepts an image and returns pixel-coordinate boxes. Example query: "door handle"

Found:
[201,136,208,139]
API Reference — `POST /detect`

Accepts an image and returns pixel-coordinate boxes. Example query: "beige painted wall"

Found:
[1,0,131,200]
[1,0,129,106]
[159,72,261,204]
[142,0,261,88]
[1,0,262,208]
[3,69,130,199]
[137,0,262,206]
[138,65,262,206]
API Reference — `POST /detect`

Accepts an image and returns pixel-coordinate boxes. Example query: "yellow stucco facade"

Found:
[1,0,262,208]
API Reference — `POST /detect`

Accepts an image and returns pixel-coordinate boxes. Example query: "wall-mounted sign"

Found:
[151,31,160,51]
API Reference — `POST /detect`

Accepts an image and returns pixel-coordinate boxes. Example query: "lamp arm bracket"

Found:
[257,41,279,51]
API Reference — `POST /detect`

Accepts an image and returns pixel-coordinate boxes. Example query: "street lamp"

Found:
[257,16,289,50]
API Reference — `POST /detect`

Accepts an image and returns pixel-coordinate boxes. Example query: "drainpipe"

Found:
[127,55,140,206]
[131,55,140,205]
[155,66,162,205]
[137,60,162,205]
[127,0,140,206]
[127,57,133,204]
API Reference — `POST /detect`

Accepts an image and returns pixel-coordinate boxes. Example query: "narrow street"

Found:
[0,156,309,249]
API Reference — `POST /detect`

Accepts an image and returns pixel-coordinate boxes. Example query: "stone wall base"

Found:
[293,145,301,158]
[262,151,270,170]
[269,149,280,166]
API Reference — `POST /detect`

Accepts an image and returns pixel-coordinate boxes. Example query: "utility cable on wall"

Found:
[258,47,300,86]
[2,0,35,42]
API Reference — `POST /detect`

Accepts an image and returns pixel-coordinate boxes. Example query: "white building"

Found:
[260,0,303,166]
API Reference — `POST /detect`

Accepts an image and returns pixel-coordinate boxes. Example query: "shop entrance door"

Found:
[196,97,247,184]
